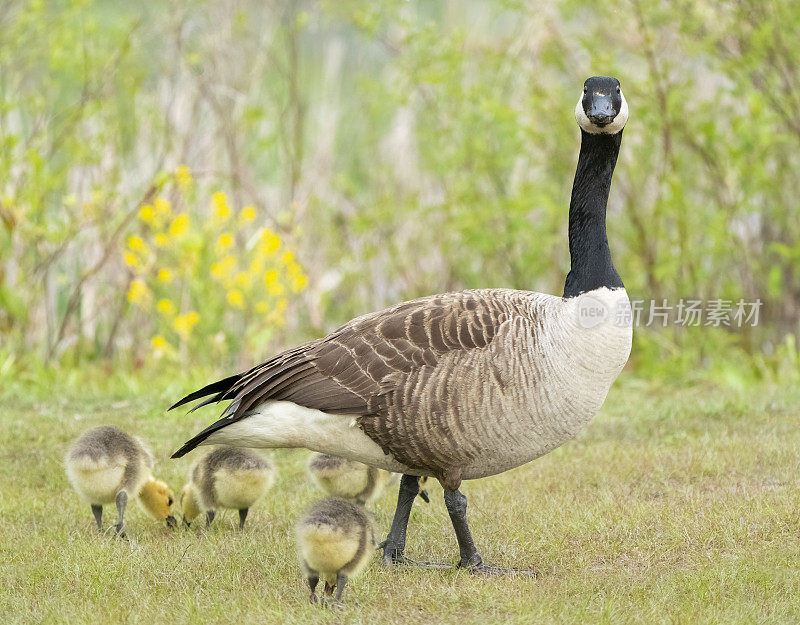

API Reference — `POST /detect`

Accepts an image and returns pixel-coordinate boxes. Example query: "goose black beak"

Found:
[588,96,616,127]
[166,515,178,528]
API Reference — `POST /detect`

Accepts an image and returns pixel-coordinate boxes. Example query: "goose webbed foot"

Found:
[459,557,539,577]
[378,538,412,566]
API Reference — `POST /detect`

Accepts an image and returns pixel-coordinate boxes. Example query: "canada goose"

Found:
[180,446,274,529]
[65,426,177,534]
[170,77,632,573]
[296,497,375,604]
[307,453,393,505]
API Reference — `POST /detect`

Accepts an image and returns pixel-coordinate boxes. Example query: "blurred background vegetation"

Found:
[2,0,799,391]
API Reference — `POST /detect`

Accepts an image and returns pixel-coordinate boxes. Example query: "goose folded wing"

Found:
[171,290,523,457]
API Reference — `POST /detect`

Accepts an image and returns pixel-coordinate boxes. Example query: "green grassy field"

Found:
[2,377,799,624]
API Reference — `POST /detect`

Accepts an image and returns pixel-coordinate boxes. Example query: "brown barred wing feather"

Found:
[171,290,523,459]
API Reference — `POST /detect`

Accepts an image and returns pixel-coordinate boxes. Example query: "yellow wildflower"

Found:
[263,269,278,287]
[155,197,171,216]
[123,252,139,267]
[151,335,168,350]
[210,255,236,280]
[157,269,172,283]
[212,191,230,218]
[249,258,264,275]
[226,289,245,309]
[281,251,294,265]
[169,213,190,237]
[127,279,150,306]
[268,282,285,296]
[257,229,281,255]
[174,311,200,340]
[239,206,257,222]
[157,299,175,315]
[286,261,302,277]
[139,204,155,222]
[255,301,269,313]
[175,165,192,190]
[128,235,147,253]
[291,274,308,292]
[216,233,234,252]
[155,233,169,247]
[276,298,287,313]
[234,271,251,289]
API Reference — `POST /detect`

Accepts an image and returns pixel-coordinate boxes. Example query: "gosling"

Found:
[306,454,396,504]
[308,453,430,504]
[296,498,376,605]
[65,426,177,535]
[180,446,274,530]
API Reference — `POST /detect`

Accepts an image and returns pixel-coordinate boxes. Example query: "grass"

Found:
[1,376,800,624]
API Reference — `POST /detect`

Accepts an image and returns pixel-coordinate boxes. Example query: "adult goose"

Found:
[171,76,632,573]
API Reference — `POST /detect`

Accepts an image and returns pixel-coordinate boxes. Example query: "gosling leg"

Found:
[307,573,320,604]
[114,491,127,537]
[238,508,248,530]
[91,504,103,531]
[334,573,348,603]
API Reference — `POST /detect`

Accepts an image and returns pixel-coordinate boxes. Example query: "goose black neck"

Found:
[563,129,624,298]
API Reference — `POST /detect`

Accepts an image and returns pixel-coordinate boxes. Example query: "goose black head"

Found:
[575,76,628,135]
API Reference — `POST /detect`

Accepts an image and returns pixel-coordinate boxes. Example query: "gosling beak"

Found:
[419,489,430,503]
[183,518,191,528]
[166,515,178,528]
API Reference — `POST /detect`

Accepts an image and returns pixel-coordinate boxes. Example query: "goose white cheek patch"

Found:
[575,91,628,134]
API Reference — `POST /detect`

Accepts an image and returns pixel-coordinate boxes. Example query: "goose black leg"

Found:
[443,488,538,576]
[114,491,127,537]
[238,508,248,530]
[379,474,422,565]
[206,510,216,527]
[443,489,483,569]
[91,504,103,531]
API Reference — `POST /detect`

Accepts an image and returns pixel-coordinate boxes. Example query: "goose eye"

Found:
[168,497,174,506]
[616,86,620,94]
[583,86,587,94]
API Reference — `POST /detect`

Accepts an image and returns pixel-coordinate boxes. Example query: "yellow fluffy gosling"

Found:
[180,447,274,529]
[306,453,394,505]
[65,426,176,535]
[308,453,431,504]
[296,498,376,605]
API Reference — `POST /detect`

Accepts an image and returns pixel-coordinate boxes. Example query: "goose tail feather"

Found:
[168,374,242,411]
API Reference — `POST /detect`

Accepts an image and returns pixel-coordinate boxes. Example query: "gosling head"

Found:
[139,478,177,528]
[575,76,628,135]
[179,483,202,527]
